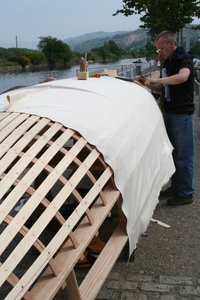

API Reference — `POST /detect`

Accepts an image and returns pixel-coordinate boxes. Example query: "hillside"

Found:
[63,29,149,52]
[63,31,129,48]
[63,26,200,53]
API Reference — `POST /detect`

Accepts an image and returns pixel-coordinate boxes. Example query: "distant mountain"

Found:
[0,29,148,51]
[63,26,200,53]
[63,31,129,48]
[63,29,148,52]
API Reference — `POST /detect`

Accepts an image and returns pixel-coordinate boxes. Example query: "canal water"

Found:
[0,58,154,94]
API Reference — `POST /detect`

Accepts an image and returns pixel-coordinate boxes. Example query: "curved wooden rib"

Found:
[4,215,60,277]
[0,262,34,300]
[0,112,120,300]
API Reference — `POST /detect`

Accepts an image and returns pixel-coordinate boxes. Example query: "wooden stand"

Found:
[78,71,89,80]
[0,112,127,300]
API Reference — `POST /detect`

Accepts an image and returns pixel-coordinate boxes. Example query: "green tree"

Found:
[23,50,45,65]
[114,0,200,39]
[114,0,200,59]
[37,36,72,66]
[8,54,29,68]
[92,40,122,60]
[190,43,200,57]
[107,40,121,58]
[99,44,111,60]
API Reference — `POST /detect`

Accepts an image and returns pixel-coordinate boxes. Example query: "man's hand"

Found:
[145,77,162,94]
[145,78,159,86]
[137,75,146,86]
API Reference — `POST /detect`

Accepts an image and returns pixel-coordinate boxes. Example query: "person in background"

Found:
[145,31,195,206]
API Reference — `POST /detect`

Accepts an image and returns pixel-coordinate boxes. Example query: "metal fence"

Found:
[76,61,159,80]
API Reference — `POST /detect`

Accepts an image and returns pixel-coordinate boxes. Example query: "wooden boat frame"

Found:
[0,112,128,300]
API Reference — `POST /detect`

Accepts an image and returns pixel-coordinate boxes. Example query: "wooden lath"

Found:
[0,112,127,300]
[4,215,61,277]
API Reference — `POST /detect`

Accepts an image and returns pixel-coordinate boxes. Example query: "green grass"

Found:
[0,61,19,67]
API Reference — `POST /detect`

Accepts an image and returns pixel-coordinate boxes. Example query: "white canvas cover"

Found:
[0,76,175,256]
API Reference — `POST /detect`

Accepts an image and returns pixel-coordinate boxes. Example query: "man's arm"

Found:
[145,68,190,92]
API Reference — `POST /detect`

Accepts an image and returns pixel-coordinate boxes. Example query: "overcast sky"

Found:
[1,0,141,46]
